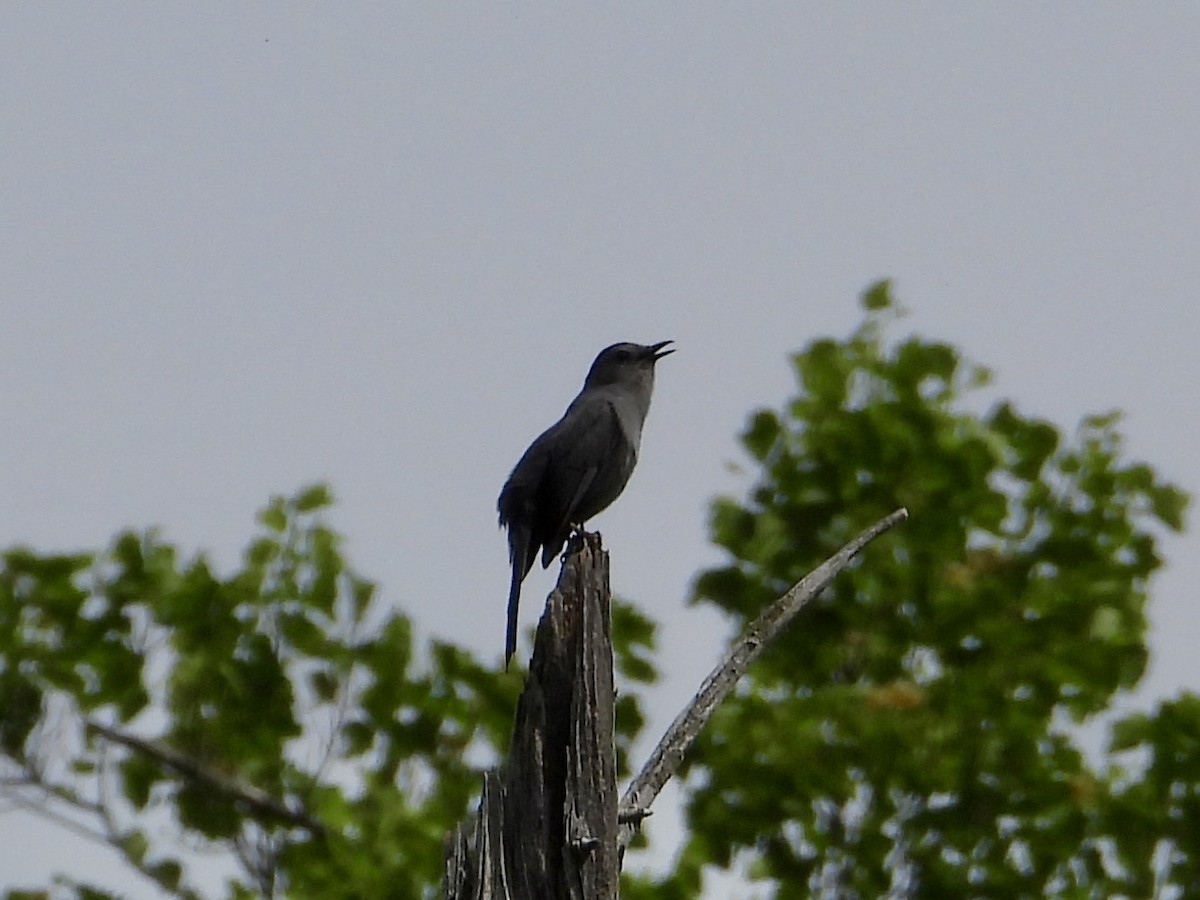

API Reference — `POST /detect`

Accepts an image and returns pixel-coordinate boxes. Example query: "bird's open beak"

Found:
[649,340,675,360]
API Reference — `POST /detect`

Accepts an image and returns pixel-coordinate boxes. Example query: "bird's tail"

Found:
[505,563,522,670]
[505,524,534,669]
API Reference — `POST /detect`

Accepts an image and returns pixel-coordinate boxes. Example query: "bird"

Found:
[497,340,674,667]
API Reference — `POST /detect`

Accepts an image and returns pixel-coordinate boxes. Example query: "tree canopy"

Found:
[629,282,1192,897]
[1,282,1192,898]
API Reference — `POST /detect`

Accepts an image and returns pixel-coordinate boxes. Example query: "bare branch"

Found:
[618,507,908,851]
[86,720,325,836]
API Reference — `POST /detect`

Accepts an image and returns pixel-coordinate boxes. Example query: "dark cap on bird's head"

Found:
[583,340,674,389]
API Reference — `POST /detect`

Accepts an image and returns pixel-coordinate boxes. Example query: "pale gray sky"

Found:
[2,6,1197,897]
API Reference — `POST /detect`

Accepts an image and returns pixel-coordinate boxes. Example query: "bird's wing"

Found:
[536,394,631,565]
[539,464,598,569]
[498,434,548,531]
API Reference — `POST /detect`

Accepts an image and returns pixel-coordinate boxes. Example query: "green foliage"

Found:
[1,485,656,899]
[0,488,529,898]
[647,281,1194,896]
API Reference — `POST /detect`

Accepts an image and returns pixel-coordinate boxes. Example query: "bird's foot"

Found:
[563,525,598,560]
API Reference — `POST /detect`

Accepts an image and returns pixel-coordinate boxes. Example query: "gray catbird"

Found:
[498,340,674,666]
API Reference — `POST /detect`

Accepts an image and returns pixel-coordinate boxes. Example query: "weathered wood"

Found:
[446,532,618,899]
[564,534,618,898]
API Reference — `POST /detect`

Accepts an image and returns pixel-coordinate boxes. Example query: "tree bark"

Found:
[445,532,618,900]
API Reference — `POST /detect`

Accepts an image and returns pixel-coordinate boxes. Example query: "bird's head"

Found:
[583,341,674,392]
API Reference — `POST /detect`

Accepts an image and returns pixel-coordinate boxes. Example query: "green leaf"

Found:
[258,497,288,532]
[860,279,893,311]
[742,410,781,462]
[121,829,149,865]
[0,672,41,758]
[121,753,159,810]
[295,483,334,513]
[146,859,183,890]
[310,667,341,702]
[793,338,849,406]
[1149,483,1189,531]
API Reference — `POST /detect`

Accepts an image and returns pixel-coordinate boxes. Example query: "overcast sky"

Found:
[2,6,1197,897]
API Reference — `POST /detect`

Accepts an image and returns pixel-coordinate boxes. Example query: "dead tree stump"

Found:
[444,532,618,899]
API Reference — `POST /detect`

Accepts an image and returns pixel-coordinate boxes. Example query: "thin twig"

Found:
[0,776,109,845]
[92,741,196,900]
